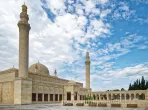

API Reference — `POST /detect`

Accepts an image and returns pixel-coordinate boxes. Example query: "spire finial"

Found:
[22,2,27,13]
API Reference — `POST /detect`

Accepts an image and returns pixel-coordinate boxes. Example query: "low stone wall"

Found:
[64,100,148,108]
[111,104,121,107]
[76,103,84,106]
[64,103,73,106]
[127,104,137,108]
[98,103,107,107]
[89,103,97,107]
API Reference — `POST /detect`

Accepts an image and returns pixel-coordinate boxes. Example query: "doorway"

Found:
[67,92,71,100]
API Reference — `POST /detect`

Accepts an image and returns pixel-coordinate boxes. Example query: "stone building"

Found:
[0,4,148,107]
[0,4,89,104]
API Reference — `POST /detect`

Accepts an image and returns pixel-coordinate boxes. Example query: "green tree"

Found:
[121,88,125,91]
[129,83,132,90]
[146,81,148,89]
[141,76,145,90]
[138,79,141,90]
[93,94,96,100]
[128,76,147,90]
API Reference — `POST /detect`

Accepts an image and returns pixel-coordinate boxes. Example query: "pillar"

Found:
[57,94,59,101]
[71,93,74,101]
[53,94,55,101]
[120,93,121,100]
[85,52,90,89]
[111,93,113,100]
[48,94,50,102]
[36,93,38,102]
[99,94,101,100]
[145,90,148,100]
[18,3,30,79]
[134,93,136,100]
[77,94,80,100]
[107,93,109,100]
[14,4,32,104]
[129,93,131,100]
[42,94,44,102]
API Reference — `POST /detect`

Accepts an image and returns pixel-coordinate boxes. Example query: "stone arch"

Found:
[131,94,134,100]
[136,93,139,99]
[97,94,99,100]
[100,94,103,100]
[121,94,124,100]
[116,94,120,100]
[103,94,107,100]
[109,94,111,100]
[126,94,130,100]
[139,93,145,100]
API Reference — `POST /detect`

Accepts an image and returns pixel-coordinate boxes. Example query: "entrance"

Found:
[38,93,42,101]
[67,92,71,100]
[55,94,58,101]
[32,93,36,101]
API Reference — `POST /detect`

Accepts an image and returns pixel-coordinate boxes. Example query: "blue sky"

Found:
[0,0,148,91]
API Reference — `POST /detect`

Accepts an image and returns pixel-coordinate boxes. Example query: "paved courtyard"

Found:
[0,104,147,110]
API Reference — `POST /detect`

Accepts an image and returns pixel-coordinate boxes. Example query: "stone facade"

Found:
[0,4,148,108]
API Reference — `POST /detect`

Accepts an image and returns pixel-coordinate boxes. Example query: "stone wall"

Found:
[30,73,64,94]
[0,71,16,83]
[0,82,14,104]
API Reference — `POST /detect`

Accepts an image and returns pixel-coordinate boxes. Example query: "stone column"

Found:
[64,94,66,101]
[85,52,90,89]
[53,94,55,102]
[107,93,109,100]
[134,93,136,100]
[120,93,121,100]
[71,94,74,101]
[36,93,38,102]
[48,94,50,102]
[77,94,80,100]
[57,94,59,101]
[18,3,30,79]
[42,94,44,102]
[145,90,148,100]
[111,94,113,100]
[129,93,131,100]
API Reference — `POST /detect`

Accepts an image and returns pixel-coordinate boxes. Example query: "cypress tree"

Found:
[129,83,132,90]
[138,79,141,90]
[146,81,148,89]
[141,76,145,90]
[128,76,148,90]
[135,79,139,90]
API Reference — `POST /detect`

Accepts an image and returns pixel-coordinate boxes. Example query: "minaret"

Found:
[18,3,31,78]
[54,69,57,77]
[85,52,90,89]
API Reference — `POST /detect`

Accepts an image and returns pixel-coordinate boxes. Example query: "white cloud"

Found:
[112,2,135,20]
[100,9,111,18]
[0,0,111,73]
[0,0,147,91]
[98,0,108,4]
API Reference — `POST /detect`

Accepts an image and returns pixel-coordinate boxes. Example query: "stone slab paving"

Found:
[0,104,147,110]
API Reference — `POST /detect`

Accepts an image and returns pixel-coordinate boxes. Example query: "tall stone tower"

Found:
[14,4,32,104]
[18,3,30,78]
[85,52,90,89]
